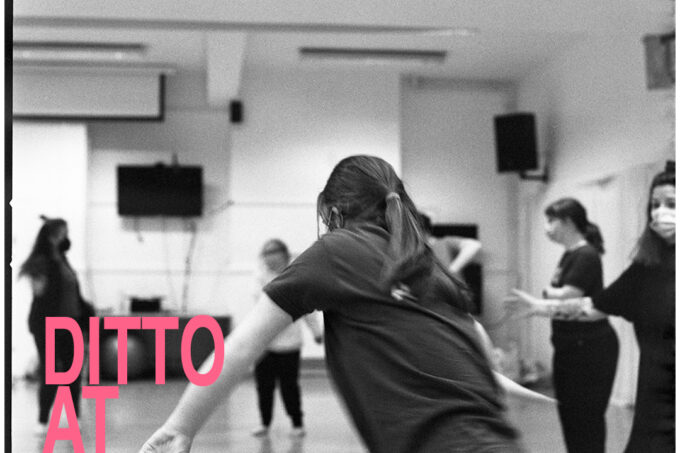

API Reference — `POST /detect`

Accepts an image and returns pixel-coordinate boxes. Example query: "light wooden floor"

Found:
[11,373,633,452]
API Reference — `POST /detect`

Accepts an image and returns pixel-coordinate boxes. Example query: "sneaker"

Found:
[290,427,306,438]
[251,426,269,437]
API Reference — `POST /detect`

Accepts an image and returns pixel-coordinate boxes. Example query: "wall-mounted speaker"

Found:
[644,33,675,90]
[493,113,538,173]
[229,100,243,124]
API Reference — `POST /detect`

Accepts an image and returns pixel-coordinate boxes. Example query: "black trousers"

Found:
[254,350,303,427]
[552,322,619,453]
[33,330,82,424]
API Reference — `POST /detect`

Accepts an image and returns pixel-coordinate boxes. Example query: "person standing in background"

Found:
[251,239,323,438]
[19,216,94,434]
[509,161,675,453]
[539,198,619,453]
[418,213,481,279]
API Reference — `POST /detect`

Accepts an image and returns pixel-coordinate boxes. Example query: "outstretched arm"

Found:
[139,294,293,452]
[303,311,324,343]
[473,320,555,404]
[507,289,605,321]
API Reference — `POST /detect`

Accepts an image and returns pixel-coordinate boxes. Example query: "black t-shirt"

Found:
[265,223,521,453]
[592,260,675,452]
[549,244,605,335]
[550,244,603,296]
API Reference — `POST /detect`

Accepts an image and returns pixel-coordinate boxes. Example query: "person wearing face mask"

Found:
[538,198,619,453]
[508,161,675,453]
[19,216,94,434]
[250,239,323,438]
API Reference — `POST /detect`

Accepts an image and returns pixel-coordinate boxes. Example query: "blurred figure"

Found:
[540,198,618,453]
[419,213,481,279]
[19,216,94,434]
[140,155,536,453]
[509,161,675,453]
[252,239,323,438]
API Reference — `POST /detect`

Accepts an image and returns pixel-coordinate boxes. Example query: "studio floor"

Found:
[11,372,634,453]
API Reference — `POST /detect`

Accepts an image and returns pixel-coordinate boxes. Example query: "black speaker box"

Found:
[493,113,538,172]
[230,100,243,124]
[644,33,675,90]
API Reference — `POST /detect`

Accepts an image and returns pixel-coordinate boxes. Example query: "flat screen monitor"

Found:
[117,165,203,217]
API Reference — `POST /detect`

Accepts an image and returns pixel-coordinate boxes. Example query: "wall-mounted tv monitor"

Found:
[117,165,203,217]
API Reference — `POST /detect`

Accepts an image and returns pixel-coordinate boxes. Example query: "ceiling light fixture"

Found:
[13,41,147,63]
[422,27,480,37]
[299,47,447,65]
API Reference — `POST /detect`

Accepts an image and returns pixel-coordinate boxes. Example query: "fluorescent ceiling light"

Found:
[13,41,147,63]
[421,27,480,37]
[299,47,446,65]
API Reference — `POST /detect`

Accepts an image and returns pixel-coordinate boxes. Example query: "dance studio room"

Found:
[10,1,675,452]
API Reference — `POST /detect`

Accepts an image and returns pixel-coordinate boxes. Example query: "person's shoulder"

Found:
[318,224,388,259]
[324,224,387,245]
[575,244,601,259]
[23,255,52,277]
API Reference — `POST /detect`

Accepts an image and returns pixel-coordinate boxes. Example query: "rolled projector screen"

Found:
[13,70,164,120]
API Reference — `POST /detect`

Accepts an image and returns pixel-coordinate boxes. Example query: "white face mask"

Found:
[652,205,675,225]
[650,206,675,242]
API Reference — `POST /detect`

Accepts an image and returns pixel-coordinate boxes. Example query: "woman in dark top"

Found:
[542,198,619,453]
[510,162,675,453]
[19,216,92,432]
[140,155,534,453]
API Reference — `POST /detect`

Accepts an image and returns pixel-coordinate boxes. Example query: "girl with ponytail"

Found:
[141,155,536,453]
[539,197,619,453]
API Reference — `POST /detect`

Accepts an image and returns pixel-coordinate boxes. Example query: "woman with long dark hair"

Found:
[20,216,92,433]
[139,155,530,453]
[539,198,619,453]
[509,162,675,452]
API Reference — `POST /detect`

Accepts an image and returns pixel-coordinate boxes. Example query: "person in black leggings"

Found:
[510,162,675,452]
[251,239,323,438]
[541,198,619,453]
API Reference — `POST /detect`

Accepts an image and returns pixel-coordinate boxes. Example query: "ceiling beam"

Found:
[206,32,246,109]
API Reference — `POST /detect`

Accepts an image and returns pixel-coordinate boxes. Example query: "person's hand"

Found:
[138,426,193,453]
[503,289,541,319]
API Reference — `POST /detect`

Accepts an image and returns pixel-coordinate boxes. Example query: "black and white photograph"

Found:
[8,1,675,452]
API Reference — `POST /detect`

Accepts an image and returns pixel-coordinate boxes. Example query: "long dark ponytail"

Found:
[545,198,604,254]
[318,155,469,310]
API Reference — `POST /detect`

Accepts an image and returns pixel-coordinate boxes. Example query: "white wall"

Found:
[87,109,232,315]
[12,122,89,376]
[86,67,401,358]
[401,79,520,345]
[227,67,401,357]
[514,33,674,403]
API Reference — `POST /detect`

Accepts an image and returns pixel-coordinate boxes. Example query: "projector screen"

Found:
[13,70,165,120]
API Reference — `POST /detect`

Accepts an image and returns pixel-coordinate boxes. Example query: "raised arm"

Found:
[448,237,482,275]
[139,293,293,452]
